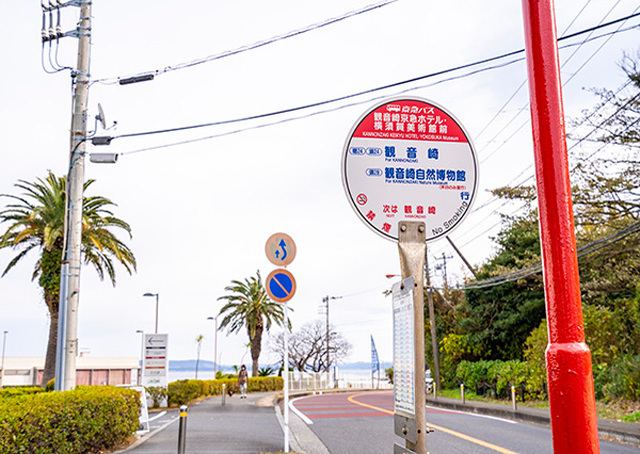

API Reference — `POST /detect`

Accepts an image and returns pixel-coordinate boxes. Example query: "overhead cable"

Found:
[92,0,399,85]
[110,13,640,148]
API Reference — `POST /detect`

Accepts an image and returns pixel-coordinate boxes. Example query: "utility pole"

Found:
[433,252,453,289]
[321,295,342,380]
[424,252,441,390]
[60,0,92,391]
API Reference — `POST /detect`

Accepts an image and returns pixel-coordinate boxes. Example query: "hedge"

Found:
[168,376,283,406]
[455,360,545,399]
[0,386,141,454]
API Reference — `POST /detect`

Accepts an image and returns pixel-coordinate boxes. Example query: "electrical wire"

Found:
[91,0,399,85]
[462,219,640,290]
[110,16,640,152]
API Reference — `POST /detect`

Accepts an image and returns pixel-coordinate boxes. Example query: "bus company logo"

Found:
[386,104,401,112]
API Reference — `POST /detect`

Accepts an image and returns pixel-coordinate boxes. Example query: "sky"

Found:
[0,0,638,370]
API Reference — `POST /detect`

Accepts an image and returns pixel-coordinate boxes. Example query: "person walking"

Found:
[237,364,248,399]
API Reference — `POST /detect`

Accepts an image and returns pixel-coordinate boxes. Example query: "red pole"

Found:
[521,1,600,453]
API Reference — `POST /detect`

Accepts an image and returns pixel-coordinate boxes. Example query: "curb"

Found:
[425,396,640,446]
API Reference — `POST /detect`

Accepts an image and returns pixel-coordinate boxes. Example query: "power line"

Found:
[108,14,640,150]
[92,0,399,85]
[462,219,640,290]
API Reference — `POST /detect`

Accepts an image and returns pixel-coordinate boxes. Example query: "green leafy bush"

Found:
[0,386,46,398]
[456,359,543,399]
[145,385,168,408]
[168,376,283,406]
[600,354,640,401]
[0,386,140,453]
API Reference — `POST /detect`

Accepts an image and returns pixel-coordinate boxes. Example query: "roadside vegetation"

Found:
[422,52,640,423]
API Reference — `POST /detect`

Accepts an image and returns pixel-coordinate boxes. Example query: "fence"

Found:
[288,370,393,391]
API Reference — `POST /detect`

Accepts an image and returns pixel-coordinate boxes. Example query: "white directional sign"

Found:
[393,278,415,418]
[342,97,478,242]
[142,333,168,387]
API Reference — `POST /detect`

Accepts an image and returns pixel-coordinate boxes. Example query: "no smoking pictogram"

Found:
[357,193,368,205]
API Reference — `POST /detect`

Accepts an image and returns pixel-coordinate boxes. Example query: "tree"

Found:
[217,271,288,377]
[0,172,136,384]
[461,212,546,361]
[195,334,204,379]
[269,320,352,372]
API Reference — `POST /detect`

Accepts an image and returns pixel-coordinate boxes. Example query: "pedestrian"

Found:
[237,364,248,399]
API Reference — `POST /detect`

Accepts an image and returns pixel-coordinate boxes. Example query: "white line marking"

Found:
[148,410,167,422]
[290,397,314,425]
[427,405,517,424]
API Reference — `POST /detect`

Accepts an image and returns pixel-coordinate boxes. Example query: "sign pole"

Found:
[283,301,290,453]
[521,1,599,452]
[398,221,427,454]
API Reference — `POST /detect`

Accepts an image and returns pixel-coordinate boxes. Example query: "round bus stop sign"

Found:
[341,97,478,242]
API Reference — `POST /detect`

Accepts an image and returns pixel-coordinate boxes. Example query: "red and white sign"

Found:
[341,97,478,241]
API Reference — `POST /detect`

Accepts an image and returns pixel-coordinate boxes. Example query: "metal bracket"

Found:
[394,413,417,443]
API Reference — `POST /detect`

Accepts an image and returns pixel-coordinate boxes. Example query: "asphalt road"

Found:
[291,391,639,454]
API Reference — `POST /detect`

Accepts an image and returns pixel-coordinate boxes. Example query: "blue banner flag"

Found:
[370,335,380,373]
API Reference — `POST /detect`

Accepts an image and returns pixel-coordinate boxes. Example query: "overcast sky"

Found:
[1,0,638,371]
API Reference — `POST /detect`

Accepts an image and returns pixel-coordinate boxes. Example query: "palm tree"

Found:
[195,334,204,379]
[0,172,136,384]
[218,271,289,377]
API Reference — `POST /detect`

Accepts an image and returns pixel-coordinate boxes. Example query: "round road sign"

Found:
[341,97,478,242]
[266,268,296,303]
[265,233,296,267]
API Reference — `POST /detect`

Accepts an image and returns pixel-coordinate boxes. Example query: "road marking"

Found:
[290,397,314,425]
[426,405,517,424]
[348,393,519,454]
[148,410,167,422]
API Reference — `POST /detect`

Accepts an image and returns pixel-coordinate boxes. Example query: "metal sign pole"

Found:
[283,301,290,453]
[397,221,427,454]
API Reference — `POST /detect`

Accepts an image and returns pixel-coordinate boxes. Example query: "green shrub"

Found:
[0,386,47,398]
[0,386,140,453]
[167,376,283,406]
[456,359,543,399]
[145,385,169,408]
[601,354,640,401]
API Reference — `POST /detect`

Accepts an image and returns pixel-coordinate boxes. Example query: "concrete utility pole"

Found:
[424,253,441,390]
[61,0,92,391]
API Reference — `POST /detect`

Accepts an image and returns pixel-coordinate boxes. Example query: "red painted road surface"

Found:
[292,390,456,420]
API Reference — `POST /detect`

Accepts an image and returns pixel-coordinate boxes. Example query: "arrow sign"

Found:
[266,269,296,303]
[265,233,296,266]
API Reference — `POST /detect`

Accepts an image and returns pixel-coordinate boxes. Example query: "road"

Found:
[291,391,638,454]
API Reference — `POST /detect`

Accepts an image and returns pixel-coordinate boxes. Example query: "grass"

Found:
[434,387,640,422]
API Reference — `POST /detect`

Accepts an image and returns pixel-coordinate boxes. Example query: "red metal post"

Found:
[521,1,600,452]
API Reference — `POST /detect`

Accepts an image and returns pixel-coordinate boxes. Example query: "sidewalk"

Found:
[425,394,640,446]
[117,392,288,454]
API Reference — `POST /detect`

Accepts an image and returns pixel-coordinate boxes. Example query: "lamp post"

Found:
[143,293,159,333]
[136,330,144,385]
[207,316,219,377]
[0,331,7,388]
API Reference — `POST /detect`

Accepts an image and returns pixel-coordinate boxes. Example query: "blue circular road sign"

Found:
[266,268,296,303]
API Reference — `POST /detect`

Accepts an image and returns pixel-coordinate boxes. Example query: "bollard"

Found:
[177,405,188,454]
[222,383,226,406]
[433,382,437,400]
[511,385,517,411]
[460,383,465,404]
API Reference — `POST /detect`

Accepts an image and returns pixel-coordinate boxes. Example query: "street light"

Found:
[136,330,144,385]
[0,331,7,388]
[142,293,159,333]
[206,316,219,377]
